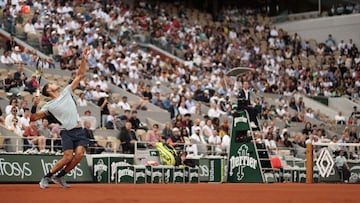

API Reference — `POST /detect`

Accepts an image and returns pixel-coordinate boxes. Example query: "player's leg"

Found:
[52,128,89,188]
[52,146,85,188]
[40,129,74,189]
[39,149,73,189]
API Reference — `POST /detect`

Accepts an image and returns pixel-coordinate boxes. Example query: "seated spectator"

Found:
[7,117,23,137]
[118,96,131,110]
[24,18,36,34]
[167,127,185,150]
[10,46,24,64]
[129,110,147,131]
[264,133,277,155]
[335,111,346,125]
[84,120,105,154]
[162,122,173,141]
[5,106,21,129]
[142,84,153,101]
[351,106,360,122]
[0,51,15,64]
[118,121,138,154]
[105,108,119,129]
[145,124,162,147]
[26,74,39,94]
[77,93,88,106]
[5,98,19,115]
[23,121,47,153]
[283,132,293,148]
[80,110,97,130]
[302,122,312,139]
[208,129,222,155]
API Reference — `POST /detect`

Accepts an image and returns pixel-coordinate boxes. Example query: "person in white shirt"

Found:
[264,134,277,155]
[98,75,109,93]
[24,19,36,34]
[151,81,162,94]
[118,96,131,110]
[1,51,15,64]
[208,130,222,155]
[221,133,231,154]
[10,46,23,64]
[178,101,189,115]
[335,111,346,125]
[129,67,140,79]
[88,74,101,90]
[91,85,108,102]
[34,19,44,34]
[5,106,21,129]
[77,93,88,106]
[207,102,225,119]
[19,108,30,130]
[127,79,138,94]
[202,119,213,143]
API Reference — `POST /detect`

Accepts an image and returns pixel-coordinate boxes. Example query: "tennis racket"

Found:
[35,57,44,96]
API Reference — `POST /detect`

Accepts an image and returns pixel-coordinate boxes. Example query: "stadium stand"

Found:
[0,1,359,184]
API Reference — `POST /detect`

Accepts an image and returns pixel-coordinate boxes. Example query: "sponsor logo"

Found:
[152,171,162,182]
[111,160,131,181]
[189,171,199,182]
[174,171,184,178]
[316,148,334,178]
[136,172,146,181]
[209,160,215,181]
[234,116,248,127]
[41,159,83,179]
[229,144,257,181]
[93,159,108,182]
[164,169,171,182]
[0,158,32,179]
[199,165,209,177]
[117,167,134,182]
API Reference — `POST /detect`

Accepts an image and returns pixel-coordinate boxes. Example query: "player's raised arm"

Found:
[71,48,89,91]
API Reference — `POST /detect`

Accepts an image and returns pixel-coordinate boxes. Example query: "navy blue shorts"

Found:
[60,127,89,151]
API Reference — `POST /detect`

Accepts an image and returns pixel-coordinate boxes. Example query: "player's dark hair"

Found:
[42,83,50,97]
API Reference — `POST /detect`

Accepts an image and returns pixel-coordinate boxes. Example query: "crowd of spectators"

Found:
[327,3,360,16]
[0,0,359,157]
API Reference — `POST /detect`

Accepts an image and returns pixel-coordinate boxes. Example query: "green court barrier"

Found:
[199,156,225,182]
[185,167,199,183]
[0,154,92,182]
[173,167,185,183]
[92,154,134,183]
[116,165,135,183]
[134,165,146,184]
[163,165,174,183]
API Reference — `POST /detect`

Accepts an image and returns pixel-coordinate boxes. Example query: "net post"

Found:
[306,143,313,183]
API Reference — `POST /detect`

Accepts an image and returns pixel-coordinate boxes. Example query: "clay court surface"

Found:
[0,183,358,203]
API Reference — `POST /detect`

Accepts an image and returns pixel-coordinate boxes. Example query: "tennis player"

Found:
[30,48,89,189]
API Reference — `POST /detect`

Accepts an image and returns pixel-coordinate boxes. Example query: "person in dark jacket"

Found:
[84,120,104,154]
[118,121,138,154]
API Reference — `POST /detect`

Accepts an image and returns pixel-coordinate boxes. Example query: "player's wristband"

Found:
[31,105,37,114]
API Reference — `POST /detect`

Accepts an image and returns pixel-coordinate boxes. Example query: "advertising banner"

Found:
[227,111,264,183]
[0,154,92,182]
